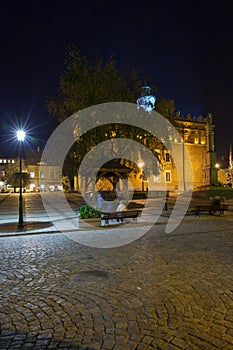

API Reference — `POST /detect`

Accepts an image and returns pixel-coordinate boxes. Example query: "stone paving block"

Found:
[0,339,12,349]
[156,342,182,349]
[171,336,190,348]
[141,334,154,344]
[102,338,115,349]
[137,342,154,350]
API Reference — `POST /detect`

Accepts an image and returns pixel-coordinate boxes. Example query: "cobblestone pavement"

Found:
[0,216,233,349]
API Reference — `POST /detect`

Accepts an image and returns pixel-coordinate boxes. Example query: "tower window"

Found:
[165,153,171,162]
[165,171,171,183]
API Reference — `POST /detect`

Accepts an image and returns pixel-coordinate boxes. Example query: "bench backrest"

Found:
[101,210,141,219]
[195,204,228,209]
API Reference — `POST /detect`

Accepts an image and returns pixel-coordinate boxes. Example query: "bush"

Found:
[77,205,101,219]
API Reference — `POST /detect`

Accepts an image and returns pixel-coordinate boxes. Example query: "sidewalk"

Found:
[0,203,232,238]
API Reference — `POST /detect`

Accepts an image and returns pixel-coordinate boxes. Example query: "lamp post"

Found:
[182,125,186,192]
[17,130,25,229]
[138,162,144,191]
[215,163,220,184]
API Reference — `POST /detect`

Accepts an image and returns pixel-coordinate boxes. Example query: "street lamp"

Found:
[138,162,145,191]
[17,130,25,229]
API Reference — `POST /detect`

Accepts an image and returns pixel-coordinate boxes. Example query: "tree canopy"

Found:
[46,47,176,179]
[47,47,148,122]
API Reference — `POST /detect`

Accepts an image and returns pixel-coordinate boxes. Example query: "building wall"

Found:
[78,115,214,194]
[125,116,210,192]
[26,164,62,191]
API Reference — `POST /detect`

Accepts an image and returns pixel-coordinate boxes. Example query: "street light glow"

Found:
[17,130,25,141]
[138,162,144,168]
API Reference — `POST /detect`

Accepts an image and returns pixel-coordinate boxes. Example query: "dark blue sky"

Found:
[0,0,232,158]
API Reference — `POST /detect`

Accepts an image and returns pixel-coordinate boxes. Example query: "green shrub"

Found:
[78,205,101,219]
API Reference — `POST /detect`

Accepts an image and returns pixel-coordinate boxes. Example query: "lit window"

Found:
[12,160,15,163]
[153,174,161,182]
[40,171,44,179]
[30,171,35,178]
[184,130,189,142]
[194,135,199,144]
[3,159,6,163]
[0,160,2,163]
[201,135,206,144]
[165,171,171,183]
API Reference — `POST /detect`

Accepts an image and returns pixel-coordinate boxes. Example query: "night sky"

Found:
[0,0,232,159]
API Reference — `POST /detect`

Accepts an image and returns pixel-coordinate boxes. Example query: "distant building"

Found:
[0,157,16,177]
[23,148,62,192]
[0,148,63,192]
[0,157,17,191]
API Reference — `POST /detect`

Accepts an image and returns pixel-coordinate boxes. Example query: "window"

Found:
[165,152,170,163]
[194,134,199,144]
[165,171,171,183]
[201,135,206,145]
[188,134,194,143]
[40,171,44,179]
[30,171,35,178]
[184,132,189,142]
[50,171,54,179]
[153,174,161,182]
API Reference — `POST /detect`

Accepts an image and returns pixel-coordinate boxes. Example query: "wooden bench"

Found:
[194,204,229,216]
[101,210,142,226]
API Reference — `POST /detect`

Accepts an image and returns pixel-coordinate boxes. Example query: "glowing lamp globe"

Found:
[17,130,25,142]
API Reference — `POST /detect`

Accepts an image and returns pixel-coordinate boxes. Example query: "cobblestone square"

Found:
[0,209,233,349]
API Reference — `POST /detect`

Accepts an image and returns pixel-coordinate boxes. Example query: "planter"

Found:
[79,218,101,228]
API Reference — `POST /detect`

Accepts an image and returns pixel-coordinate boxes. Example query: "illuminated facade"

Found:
[85,112,218,193]
[130,113,218,192]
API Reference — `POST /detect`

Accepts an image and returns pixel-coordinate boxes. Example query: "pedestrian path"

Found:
[0,207,232,239]
[0,193,232,239]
